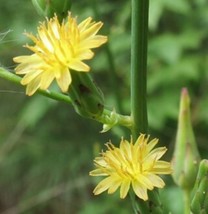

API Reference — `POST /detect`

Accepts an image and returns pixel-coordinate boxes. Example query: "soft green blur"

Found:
[0,0,207,213]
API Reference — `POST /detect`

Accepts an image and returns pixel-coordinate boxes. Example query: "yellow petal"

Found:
[135,174,154,190]
[14,54,42,74]
[56,68,71,92]
[89,169,108,176]
[80,36,108,49]
[39,70,55,90]
[120,180,130,199]
[108,178,122,194]
[69,60,90,72]
[50,17,61,39]
[151,161,172,174]
[93,176,114,195]
[25,76,41,96]
[38,27,54,52]
[76,49,94,60]
[80,22,103,40]
[21,70,42,85]
[146,174,165,188]
[132,180,148,201]
[145,147,167,161]
[146,138,158,153]
[78,17,93,31]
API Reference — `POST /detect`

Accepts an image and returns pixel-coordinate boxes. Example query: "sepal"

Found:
[68,72,104,120]
[32,0,71,20]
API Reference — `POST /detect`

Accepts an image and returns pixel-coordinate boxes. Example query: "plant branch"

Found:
[0,67,132,131]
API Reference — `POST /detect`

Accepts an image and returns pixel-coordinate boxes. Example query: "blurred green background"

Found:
[0,0,208,213]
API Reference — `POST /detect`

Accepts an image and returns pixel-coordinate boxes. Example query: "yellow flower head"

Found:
[13,13,107,96]
[90,134,172,201]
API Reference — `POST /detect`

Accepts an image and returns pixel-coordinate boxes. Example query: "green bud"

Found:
[100,109,118,132]
[32,0,71,20]
[100,109,132,133]
[68,72,104,120]
[191,160,208,214]
[172,88,200,191]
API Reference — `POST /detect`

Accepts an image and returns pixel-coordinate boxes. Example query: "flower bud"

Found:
[191,160,208,213]
[100,109,118,132]
[68,72,105,120]
[32,0,71,20]
[100,109,132,133]
[172,88,200,191]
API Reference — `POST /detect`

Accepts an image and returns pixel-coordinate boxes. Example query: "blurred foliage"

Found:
[0,0,208,213]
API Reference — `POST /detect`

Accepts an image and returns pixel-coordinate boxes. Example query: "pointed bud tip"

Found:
[182,87,188,96]
[181,87,190,101]
[179,87,191,113]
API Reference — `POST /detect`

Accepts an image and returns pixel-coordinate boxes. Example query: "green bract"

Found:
[68,72,105,120]
[32,0,71,20]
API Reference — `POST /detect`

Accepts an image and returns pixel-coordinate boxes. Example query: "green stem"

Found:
[130,0,152,213]
[184,190,191,214]
[131,0,148,138]
[0,67,72,104]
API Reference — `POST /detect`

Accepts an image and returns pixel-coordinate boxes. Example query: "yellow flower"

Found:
[13,13,107,96]
[90,134,172,201]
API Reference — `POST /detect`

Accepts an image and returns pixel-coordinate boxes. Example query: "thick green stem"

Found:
[184,190,191,214]
[130,0,156,213]
[131,0,148,138]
